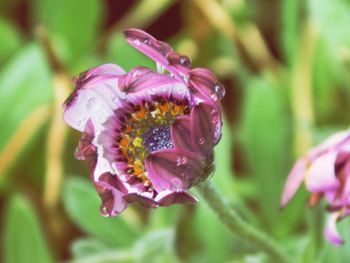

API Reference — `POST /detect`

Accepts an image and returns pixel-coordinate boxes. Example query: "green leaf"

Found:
[0,19,22,65]
[106,33,155,71]
[132,229,178,263]
[309,0,350,50]
[193,195,233,262]
[0,43,52,151]
[240,77,304,236]
[3,194,54,263]
[71,238,113,259]
[33,0,101,63]
[0,43,52,149]
[281,0,303,65]
[63,176,140,247]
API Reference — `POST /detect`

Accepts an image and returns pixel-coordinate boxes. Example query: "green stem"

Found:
[196,181,291,263]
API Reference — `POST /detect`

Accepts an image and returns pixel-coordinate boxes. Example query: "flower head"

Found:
[280,130,350,245]
[63,29,225,216]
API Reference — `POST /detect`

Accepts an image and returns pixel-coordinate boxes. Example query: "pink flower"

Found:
[280,130,350,245]
[63,29,225,216]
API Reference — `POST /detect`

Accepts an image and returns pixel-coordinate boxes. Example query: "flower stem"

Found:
[196,181,291,263]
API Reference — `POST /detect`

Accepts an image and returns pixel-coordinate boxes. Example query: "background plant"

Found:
[1,0,350,262]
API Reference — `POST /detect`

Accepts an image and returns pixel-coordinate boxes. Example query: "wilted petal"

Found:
[280,159,308,207]
[156,190,198,206]
[74,119,97,161]
[123,193,158,208]
[144,148,205,192]
[324,213,344,245]
[95,172,129,217]
[305,153,340,192]
[171,116,192,151]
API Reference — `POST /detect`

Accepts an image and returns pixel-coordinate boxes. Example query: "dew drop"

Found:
[171,178,182,188]
[77,118,86,128]
[210,92,218,101]
[132,70,140,78]
[149,87,157,95]
[179,56,191,67]
[176,123,183,129]
[86,97,100,112]
[132,39,141,46]
[213,83,225,100]
[176,156,188,166]
[199,137,206,145]
[179,72,189,83]
[100,206,109,217]
[143,38,150,44]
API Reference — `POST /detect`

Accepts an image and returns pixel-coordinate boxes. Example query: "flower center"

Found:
[116,99,189,185]
[142,125,174,152]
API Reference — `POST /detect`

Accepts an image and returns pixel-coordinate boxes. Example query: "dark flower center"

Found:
[116,99,189,185]
[142,125,174,152]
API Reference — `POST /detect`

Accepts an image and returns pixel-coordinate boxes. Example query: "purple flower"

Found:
[63,29,225,216]
[280,130,350,245]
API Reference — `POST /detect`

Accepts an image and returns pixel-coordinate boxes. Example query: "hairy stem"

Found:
[196,181,291,263]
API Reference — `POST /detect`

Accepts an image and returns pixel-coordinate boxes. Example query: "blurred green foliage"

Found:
[1,0,350,262]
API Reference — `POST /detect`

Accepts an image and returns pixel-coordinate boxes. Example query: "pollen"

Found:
[116,99,189,185]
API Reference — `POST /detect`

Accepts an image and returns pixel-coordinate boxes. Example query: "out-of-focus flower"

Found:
[63,29,225,216]
[280,130,350,245]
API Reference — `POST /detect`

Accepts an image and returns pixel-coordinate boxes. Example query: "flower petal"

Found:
[156,190,198,206]
[63,70,128,132]
[308,130,350,160]
[171,115,193,151]
[280,159,308,207]
[190,103,215,157]
[123,193,158,208]
[305,153,340,192]
[144,148,205,192]
[189,68,225,102]
[95,172,129,217]
[119,69,190,106]
[324,213,344,246]
[123,28,191,83]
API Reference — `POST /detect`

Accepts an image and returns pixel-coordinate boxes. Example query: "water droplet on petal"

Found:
[179,56,191,67]
[132,39,141,46]
[149,87,157,95]
[143,38,150,44]
[86,97,100,112]
[77,118,86,128]
[176,156,188,166]
[199,137,206,145]
[132,70,140,78]
[213,83,225,100]
[210,92,218,101]
[179,72,189,83]
[100,206,109,217]
[176,123,183,129]
[171,178,182,188]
